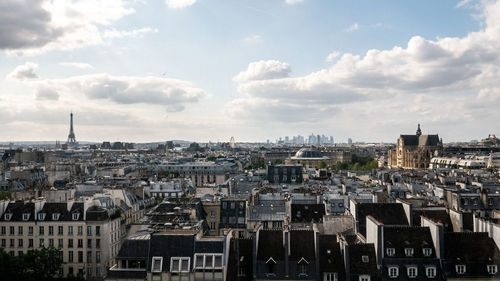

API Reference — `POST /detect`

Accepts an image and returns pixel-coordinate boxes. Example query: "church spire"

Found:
[416,124,422,136]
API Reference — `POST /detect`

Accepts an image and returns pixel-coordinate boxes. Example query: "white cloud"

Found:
[226,0,500,139]
[165,0,196,9]
[285,0,305,4]
[325,51,341,62]
[1,0,136,55]
[102,27,158,39]
[7,62,39,80]
[233,60,291,82]
[242,34,263,44]
[346,22,360,32]
[59,62,94,70]
[35,86,59,100]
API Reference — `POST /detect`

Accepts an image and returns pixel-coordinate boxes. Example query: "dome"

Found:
[294,147,322,158]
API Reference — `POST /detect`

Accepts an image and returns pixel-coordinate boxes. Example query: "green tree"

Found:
[0,247,64,281]
[317,160,327,169]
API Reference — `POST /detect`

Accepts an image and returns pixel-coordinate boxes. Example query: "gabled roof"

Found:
[347,243,378,275]
[147,234,195,272]
[383,226,436,259]
[412,209,452,232]
[400,134,440,146]
[257,230,284,261]
[318,234,344,274]
[1,201,35,221]
[226,238,253,281]
[356,203,409,237]
[444,232,500,262]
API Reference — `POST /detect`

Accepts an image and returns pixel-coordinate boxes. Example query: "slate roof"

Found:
[226,239,253,281]
[412,209,452,232]
[318,234,344,275]
[291,203,325,223]
[400,134,440,146]
[1,201,35,221]
[347,243,378,276]
[356,203,409,237]
[147,234,195,272]
[289,230,315,262]
[383,226,436,259]
[117,238,150,260]
[257,230,284,261]
[194,240,223,254]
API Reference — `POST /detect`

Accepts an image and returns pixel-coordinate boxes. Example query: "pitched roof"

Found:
[289,230,315,262]
[257,230,284,261]
[400,134,440,146]
[226,239,253,281]
[318,234,344,274]
[117,239,150,259]
[356,203,409,237]
[348,243,378,275]
[147,234,195,272]
[444,232,500,262]
[291,203,325,223]
[1,201,35,221]
[383,226,436,259]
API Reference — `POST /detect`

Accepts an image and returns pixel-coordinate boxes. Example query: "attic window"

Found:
[22,213,30,221]
[37,213,46,221]
[488,265,498,275]
[386,248,395,257]
[72,213,80,221]
[426,266,436,278]
[4,213,12,221]
[388,266,399,278]
[423,248,432,256]
[404,248,414,257]
[324,273,338,281]
[170,257,190,273]
[52,213,60,220]
[407,266,417,278]
[151,256,163,272]
[362,255,369,263]
[456,264,466,274]
[194,254,223,269]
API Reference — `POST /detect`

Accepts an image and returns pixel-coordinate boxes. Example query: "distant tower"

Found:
[416,123,422,136]
[229,136,235,149]
[67,112,77,146]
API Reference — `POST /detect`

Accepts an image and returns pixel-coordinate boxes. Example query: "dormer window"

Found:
[37,213,46,221]
[22,213,30,221]
[404,248,414,257]
[362,255,369,263]
[388,266,399,278]
[426,266,436,278]
[52,213,60,221]
[170,257,190,273]
[151,256,163,272]
[423,248,432,256]
[386,248,395,256]
[456,264,466,274]
[407,266,417,278]
[488,265,498,275]
[4,213,12,221]
[72,213,80,221]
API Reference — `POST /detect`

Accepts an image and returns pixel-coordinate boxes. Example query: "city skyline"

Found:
[1,0,500,143]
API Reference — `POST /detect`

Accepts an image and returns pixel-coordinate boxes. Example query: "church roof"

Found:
[400,134,440,146]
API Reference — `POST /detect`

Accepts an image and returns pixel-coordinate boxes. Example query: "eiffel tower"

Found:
[67,112,77,146]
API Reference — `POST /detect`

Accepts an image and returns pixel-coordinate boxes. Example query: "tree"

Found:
[0,247,63,281]
[317,160,327,169]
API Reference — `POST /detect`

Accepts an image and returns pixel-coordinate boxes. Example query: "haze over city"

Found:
[1,0,499,143]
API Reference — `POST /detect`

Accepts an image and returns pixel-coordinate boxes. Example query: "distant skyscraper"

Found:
[348,138,352,144]
[67,112,77,146]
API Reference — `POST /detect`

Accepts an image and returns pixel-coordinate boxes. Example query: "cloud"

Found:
[325,51,341,62]
[285,0,305,4]
[59,62,94,70]
[165,0,196,9]
[242,34,263,44]
[226,0,500,133]
[35,86,59,100]
[346,22,360,32]
[35,73,207,112]
[1,0,135,55]
[233,60,291,82]
[7,62,39,80]
[102,27,158,39]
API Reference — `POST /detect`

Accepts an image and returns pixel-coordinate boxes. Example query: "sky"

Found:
[0,0,499,143]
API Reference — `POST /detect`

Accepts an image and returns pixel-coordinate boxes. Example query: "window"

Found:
[359,275,370,281]
[87,226,92,236]
[96,251,101,263]
[48,226,53,235]
[95,226,100,236]
[9,239,14,248]
[488,265,498,275]
[9,226,14,235]
[362,255,369,263]
[210,210,215,218]
[49,239,54,248]
[22,213,30,221]
[386,248,395,256]
[68,239,73,248]
[152,256,163,272]
[210,222,216,229]
[4,213,12,221]
[18,239,23,248]
[39,238,44,248]
[388,266,399,278]
[87,251,92,263]
[240,202,245,208]
[222,202,227,209]
[231,202,235,209]
[423,248,432,256]
[78,251,83,263]
[456,265,466,274]
[324,272,338,281]
[1,226,5,235]
[194,254,223,269]
[1,239,5,247]
[170,257,190,272]
[39,226,44,235]
[52,213,60,220]
[68,226,73,235]
[426,266,436,278]
[58,239,63,248]
[77,226,82,236]
[28,226,33,236]
[87,239,92,248]
[38,213,46,221]
[299,263,307,275]
[28,239,33,248]
[18,226,23,235]
[405,248,414,257]
[58,226,63,235]
[78,239,83,248]
[96,239,100,249]
[407,266,417,278]
[72,213,80,220]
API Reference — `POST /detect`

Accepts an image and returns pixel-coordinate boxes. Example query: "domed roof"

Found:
[294,147,322,158]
